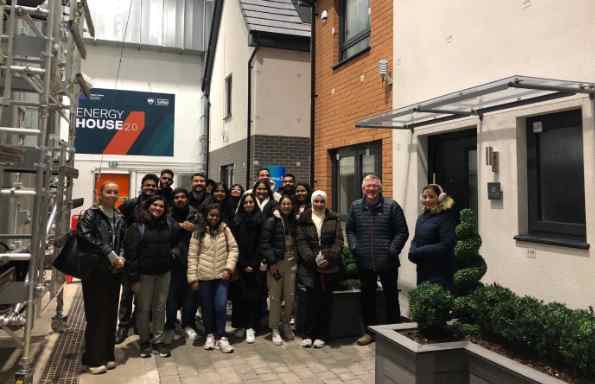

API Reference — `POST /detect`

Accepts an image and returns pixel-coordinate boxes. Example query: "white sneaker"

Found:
[301,338,312,348]
[272,329,283,346]
[106,361,117,370]
[184,326,197,341]
[246,328,256,344]
[217,337,234,353]
[313,339,326,348]
[204,334,215,350]
[88,365,107,375]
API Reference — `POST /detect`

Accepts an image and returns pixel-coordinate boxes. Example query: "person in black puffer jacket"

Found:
[408,184,457,289]
[296,190,343,349]
[115,173,159,344]
[346,175,409,346]
[229,192,264,344]
[164,188,203,342]
[77,182,126,374]
[124,195,177,358]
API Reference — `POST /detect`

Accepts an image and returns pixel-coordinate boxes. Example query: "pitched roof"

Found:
[239,0,311,37]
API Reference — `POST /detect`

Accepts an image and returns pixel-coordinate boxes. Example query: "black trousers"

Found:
[360,268,400,332]
[82,266,121,367]
[117,282,136,328]
[304,273,338,341]
[234,271,265,330]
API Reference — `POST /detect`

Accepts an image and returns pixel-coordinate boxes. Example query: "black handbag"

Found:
[53,232,95,279]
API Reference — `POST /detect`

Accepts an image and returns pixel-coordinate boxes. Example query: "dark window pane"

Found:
[344,0,369,41]
[537,118,584,224]
[338,155,356,216]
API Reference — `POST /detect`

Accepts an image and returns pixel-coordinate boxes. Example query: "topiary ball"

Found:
[455,222,475,239]
[409,282,454,334]
[459,209,475,225]
[454,267,486,295]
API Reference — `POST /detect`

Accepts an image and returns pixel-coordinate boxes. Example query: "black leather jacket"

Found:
[76,206,126,270]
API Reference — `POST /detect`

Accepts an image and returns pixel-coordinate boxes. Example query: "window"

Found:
[224,74,232,119]
[332,141,381,217]
[221,164,234,187]
[526,109,585,240]
[340,0,370,61]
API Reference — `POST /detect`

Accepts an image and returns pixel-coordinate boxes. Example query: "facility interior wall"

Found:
[393,0,595,309]
[73,44,204,209]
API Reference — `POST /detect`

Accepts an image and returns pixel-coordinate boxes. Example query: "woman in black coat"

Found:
[210,182,236,224]
[408,184,457,289]
[124,195,177,358]
[77,182,126,374]
[296,190,343,348]
[229,192,264,344]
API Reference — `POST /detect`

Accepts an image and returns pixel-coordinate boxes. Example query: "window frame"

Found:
[331,140,382,219]
[220,163,234,187]
[339,0,371,62]
[224,74,232,120]
[525,109,586,240]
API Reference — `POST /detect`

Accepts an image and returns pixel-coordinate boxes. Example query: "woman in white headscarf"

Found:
[296,190,344,348]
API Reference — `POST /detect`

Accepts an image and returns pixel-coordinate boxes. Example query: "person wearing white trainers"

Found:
[296,191,344,349]
[204,334,215,350]
[301,338,313,348]
[229,193,266,345]
[261,195,299,347]
[187,204,239,352]
[246,328,256,344]
[184,326,198,342]
[217,337,234,353]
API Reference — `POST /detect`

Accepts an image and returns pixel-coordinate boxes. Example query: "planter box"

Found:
[295,287,388,339]
[372,323,570,384]
[372,323,468,384]
[466,343,568,384]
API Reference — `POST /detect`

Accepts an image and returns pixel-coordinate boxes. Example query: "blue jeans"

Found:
[199,279,229,338]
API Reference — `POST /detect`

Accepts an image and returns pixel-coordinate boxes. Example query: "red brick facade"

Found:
[313,0,393,204]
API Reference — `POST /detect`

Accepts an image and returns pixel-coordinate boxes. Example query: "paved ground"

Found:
[79,331,375,384]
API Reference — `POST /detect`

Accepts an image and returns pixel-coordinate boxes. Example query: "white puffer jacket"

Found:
[187,223,239,283]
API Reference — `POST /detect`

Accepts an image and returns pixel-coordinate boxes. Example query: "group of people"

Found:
[77,167,458,375]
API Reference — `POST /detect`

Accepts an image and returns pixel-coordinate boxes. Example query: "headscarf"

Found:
[311,190,328,208]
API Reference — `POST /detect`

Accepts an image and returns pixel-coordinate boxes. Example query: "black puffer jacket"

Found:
[124,216,177,281]
[77,206,125,271]
[346,196,409,272]
[259,214,296,265]
[409,207,457,288]
[296,209,344,288]
[230,211,264,269]
[169,205,202,270]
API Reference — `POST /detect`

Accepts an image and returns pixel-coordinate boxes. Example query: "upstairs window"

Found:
[224,74,232,120]
[340,0,370,61]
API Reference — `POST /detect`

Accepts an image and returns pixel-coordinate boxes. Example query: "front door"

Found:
[428,129,478,219]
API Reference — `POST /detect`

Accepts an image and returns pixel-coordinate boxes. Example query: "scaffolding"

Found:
[0,1,93,382]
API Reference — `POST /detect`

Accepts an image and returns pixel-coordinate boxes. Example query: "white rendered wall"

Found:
[393,0,595,309]
[73,44,204,209]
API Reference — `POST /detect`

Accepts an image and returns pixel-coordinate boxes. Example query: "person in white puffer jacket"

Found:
[187,203,238,353]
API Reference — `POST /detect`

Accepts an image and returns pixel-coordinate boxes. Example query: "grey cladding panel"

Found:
[239,0,311,37]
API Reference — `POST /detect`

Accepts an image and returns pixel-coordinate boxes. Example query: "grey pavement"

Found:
[79,331,375,384]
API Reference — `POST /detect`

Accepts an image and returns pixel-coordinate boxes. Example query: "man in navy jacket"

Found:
[346,175,409,346]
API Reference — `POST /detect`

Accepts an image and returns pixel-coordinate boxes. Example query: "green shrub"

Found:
[409,282,453,333]
[453,209,486,294]
[455,222,475,239]
[453,267,484,295]
[459,209,475,225]
[341,246,358,279]
[460,284,595,379]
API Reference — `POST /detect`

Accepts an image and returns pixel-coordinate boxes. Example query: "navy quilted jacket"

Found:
[346,196,409,272]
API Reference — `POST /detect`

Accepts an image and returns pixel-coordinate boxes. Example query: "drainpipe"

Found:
[309,3,316,187]
[246,46,259,187]
[201,94,210,175]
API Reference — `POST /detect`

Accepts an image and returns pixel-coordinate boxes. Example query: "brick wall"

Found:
[314,0,394,204]
[209,134,310,188]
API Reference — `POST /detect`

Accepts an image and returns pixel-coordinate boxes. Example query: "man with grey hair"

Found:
[346,174,409,346]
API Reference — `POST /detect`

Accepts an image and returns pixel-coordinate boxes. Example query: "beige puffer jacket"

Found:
[187,223,239,283]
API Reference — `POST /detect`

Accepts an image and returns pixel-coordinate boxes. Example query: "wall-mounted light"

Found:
[320,10,328,22]
[377,59,393,86]
[485,146,499,173]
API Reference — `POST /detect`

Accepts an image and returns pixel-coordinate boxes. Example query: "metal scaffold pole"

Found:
[0,1,93,383]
